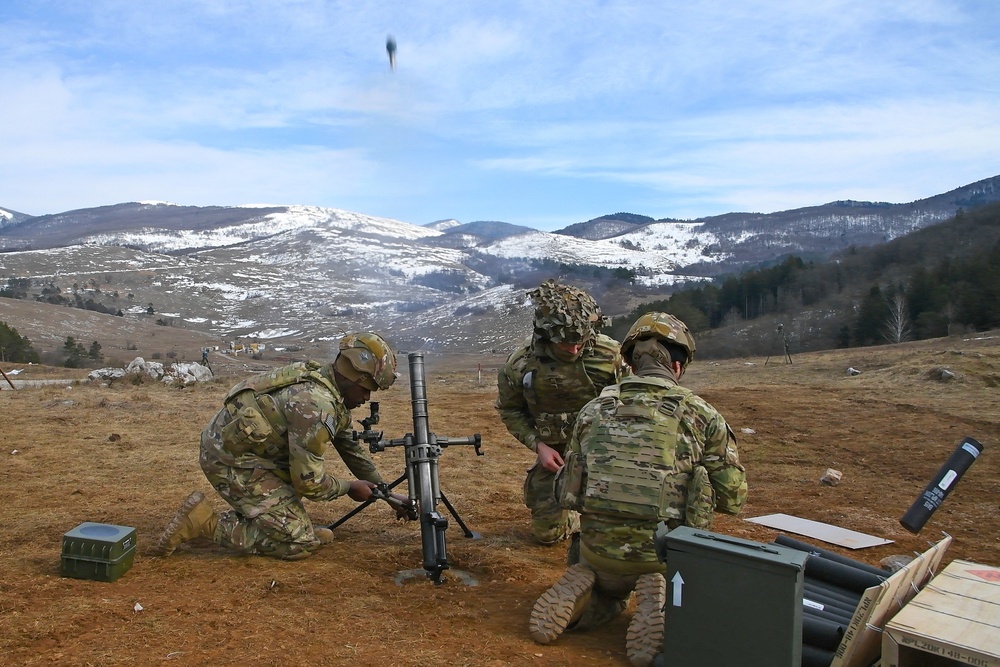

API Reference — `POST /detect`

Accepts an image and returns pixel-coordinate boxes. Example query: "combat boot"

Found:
[529,563,595,644]
[147,491,218,557]
[625,572,666,667]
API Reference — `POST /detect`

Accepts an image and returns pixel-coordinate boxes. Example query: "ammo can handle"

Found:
[691,533,784,555]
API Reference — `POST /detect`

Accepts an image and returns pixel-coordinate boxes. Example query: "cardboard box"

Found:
[882,559,1000,667]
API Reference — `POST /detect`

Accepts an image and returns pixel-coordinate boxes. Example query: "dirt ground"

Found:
[1,334,998,667]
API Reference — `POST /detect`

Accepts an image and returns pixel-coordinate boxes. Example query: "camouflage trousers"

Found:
[524,460,579,544]
[581,549,666,599]
[200,455,322,560]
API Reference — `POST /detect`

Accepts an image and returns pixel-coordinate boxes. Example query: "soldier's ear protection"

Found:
[336,332,398,390]
[335,353,380,391]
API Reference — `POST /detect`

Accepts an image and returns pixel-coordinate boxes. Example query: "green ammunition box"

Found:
[60,522,137,582]
[656,525,809,667]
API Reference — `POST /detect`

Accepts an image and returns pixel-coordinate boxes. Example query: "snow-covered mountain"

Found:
[1,174,998,353]
[553,175,1000,272]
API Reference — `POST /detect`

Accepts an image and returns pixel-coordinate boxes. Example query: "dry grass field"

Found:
[1,332,998,667]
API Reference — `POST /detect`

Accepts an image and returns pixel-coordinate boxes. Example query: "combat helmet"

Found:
[334,332,398,391]
[621,312,696,369]
[528,279,603,346]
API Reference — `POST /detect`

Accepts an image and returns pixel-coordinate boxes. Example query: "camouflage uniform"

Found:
[560,373,747,574]
[530,313,746,664]
[199,360,385,559]
[496,330,627,543]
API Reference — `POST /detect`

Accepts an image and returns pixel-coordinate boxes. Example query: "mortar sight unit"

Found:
[331,352,483,585]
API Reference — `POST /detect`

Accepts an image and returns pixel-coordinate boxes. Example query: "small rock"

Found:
[928,367,958,382]
[880,554,914,573]
[820,468,843,486]
[741,428,756,435]
[847,367,861,376]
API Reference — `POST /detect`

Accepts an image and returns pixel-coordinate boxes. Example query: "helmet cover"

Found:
[621,312,696,368]
[528,279,603,345]
[334,332,398,391]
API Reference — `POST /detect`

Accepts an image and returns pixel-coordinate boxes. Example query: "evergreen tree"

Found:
[0,277,30,299]
[853,286,888,347]
[0,321,40,363]
[836,325,851,349]
[62,336,88,368]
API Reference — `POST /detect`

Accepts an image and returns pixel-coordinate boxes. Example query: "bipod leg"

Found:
[439,491,481,539]
[327,473,407,530]
[765,332,778,365]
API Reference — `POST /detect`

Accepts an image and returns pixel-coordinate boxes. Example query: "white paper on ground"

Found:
[745,513,893,549]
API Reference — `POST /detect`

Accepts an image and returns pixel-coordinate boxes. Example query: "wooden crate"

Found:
[829,534,952,667]
[882,559,1000,667]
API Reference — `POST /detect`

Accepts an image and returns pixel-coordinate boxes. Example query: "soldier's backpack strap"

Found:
[221,361,337,449]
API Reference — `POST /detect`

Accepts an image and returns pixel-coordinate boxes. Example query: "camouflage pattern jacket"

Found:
[559,374,747,564]
[200,361,384,502]
[495,334,627,453]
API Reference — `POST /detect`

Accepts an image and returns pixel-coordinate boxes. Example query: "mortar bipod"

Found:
[328,352,483,585]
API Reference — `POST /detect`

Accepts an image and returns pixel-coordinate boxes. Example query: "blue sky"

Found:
[2,1,999,230]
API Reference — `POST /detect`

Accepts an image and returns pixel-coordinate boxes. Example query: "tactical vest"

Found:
[519,335,619,446]
[220,361,339,457]
[559,376,700,523]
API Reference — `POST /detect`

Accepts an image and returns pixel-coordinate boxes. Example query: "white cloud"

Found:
[1,0,998,224]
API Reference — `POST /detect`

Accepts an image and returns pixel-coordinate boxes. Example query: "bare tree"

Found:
[883,293,912,344]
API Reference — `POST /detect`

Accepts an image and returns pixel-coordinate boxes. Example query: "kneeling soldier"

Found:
[149,332,405,560]
[529,313,748,666]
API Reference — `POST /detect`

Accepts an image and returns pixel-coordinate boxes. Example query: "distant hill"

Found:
[612,200,1000,358]
[555,212,660,240]
[559,175,1000,277]
[424,219,462,232]
[1,175,999,356]
[0,206,32,229]
[0,202,287,250]
[437,220,537,240]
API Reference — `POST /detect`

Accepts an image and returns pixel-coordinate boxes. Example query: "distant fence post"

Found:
[0,365,16,390]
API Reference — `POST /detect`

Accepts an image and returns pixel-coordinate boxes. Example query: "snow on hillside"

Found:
[81,205,440,252]
[425,219,462,232]
[615,221,726,265]
[267,206,441,241]
[481,229,713,286]
[386,283,529,350]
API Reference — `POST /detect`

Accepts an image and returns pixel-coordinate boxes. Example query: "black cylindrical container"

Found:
[900,436,984,534]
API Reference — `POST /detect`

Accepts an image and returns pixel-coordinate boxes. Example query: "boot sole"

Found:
[529,564,595,644]
[147,490,206,557]
[626,573,666,667]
